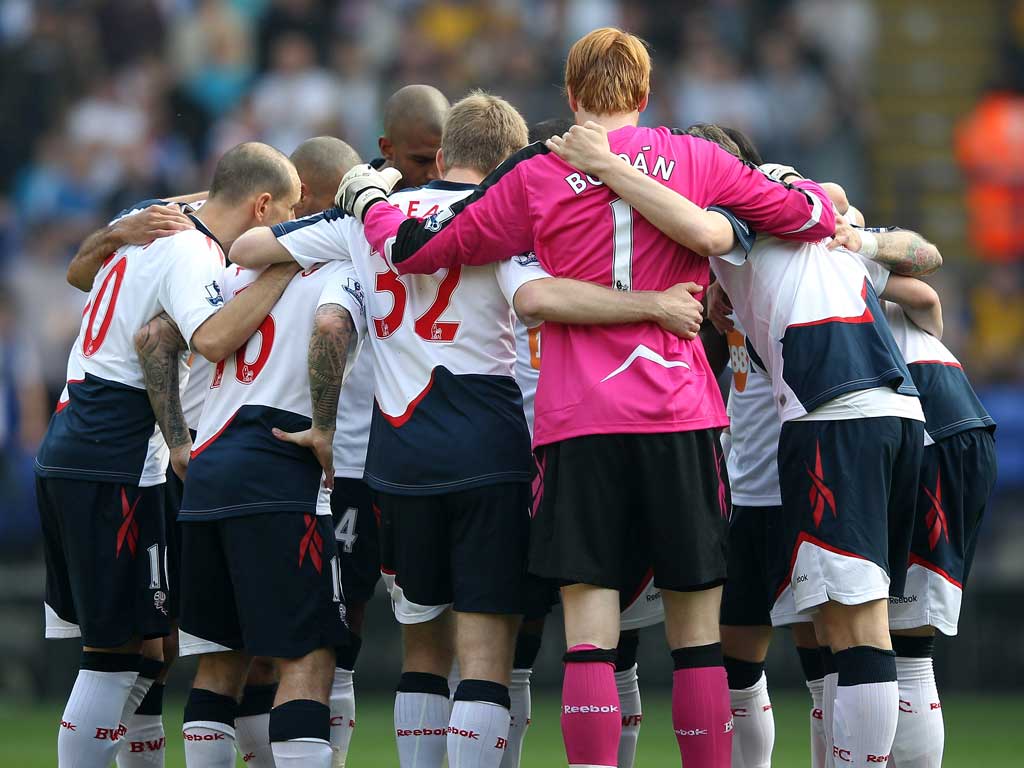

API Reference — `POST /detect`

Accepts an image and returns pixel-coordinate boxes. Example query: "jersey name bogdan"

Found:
[710,209,922,424]
[272,180,549,495]
[722,317,782,506]
[180,260,365,519]
[360,127,837,448]
[35,202,225,487]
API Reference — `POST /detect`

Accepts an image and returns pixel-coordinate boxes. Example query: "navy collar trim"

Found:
[188,214,224,252]
[425,179,479,191]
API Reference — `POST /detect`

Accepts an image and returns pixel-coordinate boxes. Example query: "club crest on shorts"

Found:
[153,590,167,615]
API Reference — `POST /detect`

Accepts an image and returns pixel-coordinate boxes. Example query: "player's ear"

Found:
[637,92,649,114]
[378,135,392,161]
[567,88,578,113]
[435,148,446,176]
[253,192,272,222]
[298,182,309,206]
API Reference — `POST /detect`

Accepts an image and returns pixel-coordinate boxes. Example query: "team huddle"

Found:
[35,26,995,768]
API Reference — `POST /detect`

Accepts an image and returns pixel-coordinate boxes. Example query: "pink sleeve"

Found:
[698,142,836,242]
[363,155,536,275]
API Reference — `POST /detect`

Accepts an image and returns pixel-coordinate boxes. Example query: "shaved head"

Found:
[379,84,450,189]
[209,141,298,204]
[383,84,449,141]
[290,136,362,217]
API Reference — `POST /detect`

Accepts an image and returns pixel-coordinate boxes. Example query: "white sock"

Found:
[729,672,774,768]
[234,714,274,767]
[395,684,450,768]
[58,656,139,768]
[500,668,531,768]
[447,699,511,768]
[330,668,357,767]
[892,657,944,768]
[833,648,899,768]
[822,671,839,768]
[183,723,236,768]
[272,738,333,766]
[806,677,827,768]
[615,664,642,768]
[116,715,165,767]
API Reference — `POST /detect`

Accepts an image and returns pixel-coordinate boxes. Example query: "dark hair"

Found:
[529,118,575,144]
[209,142,296,203]
[720,127,763,166]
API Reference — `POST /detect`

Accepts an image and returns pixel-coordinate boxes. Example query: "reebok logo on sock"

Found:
[446,726,480,740]
[396,728,447,737]
[563,704,619,714]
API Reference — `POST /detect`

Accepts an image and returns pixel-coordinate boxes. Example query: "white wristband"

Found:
[858,230,878,259]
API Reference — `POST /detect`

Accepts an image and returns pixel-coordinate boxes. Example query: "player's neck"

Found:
[191,199,250,252]
[442,167,485,185]
[574,110,640,132]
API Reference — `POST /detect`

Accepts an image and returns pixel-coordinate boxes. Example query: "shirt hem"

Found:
[364,470,531,496]
[178,501,318,520]
[533,416,729,449]
[34,462,156,487]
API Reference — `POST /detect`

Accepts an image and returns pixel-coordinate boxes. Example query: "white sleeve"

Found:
[855,251,890,295]
[272,208,354,269]
[316,262,369,342]
[158,233,227,348]
[495,252,552,315]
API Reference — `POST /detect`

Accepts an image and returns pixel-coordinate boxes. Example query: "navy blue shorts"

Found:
[179,511,349,659]
[774,417,923,615]
[38,477,170,647]
[720,505,784,626]
[890,428,996,634]
[330,477,380,606]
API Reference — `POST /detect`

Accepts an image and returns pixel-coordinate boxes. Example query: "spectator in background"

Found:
[256,0,332,70]
[251,31,341,153]
[969,264,1024,382]
[170,0,254,119]
[0,279,47,555]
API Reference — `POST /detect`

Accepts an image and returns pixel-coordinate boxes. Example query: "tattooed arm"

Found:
[272,303,356,488]
[830,219,942,277]
[135,313,191,480]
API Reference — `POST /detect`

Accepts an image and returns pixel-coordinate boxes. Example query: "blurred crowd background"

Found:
[1,0,1023,697]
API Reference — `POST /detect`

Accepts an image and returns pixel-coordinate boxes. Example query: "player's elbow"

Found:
[189,322,231,364]
[230,228,287,269]
[66,262,92,292]
[820,182,849,215]
[918,242,942,275]
[134,315,184,358]
[512,280,553,327]
[228,231,262,268]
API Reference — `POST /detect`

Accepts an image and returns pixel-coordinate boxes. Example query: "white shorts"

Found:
[888,560,963,636]
[769,537,891,626]
[381,570,449,625]
[619,575,664,630]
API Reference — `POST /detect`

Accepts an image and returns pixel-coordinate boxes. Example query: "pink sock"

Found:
[561,644,620,768]
[671,645,732,768]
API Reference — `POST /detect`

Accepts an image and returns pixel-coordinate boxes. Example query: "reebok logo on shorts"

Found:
[806,441,836,528]
[921,469,950,550]
[563,704,619,714]
[116,487,141,558]
[298,514,324,573]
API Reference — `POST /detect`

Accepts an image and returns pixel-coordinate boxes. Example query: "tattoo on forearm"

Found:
[874,232,940,276]
[137,313,190,450]
[309,304,354,431]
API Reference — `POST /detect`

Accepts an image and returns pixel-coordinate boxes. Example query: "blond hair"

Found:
[565,27,651,115]
[441,90,529,176]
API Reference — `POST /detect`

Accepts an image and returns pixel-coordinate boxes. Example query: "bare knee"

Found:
[561,584,620,649]
[817,599,891,652]
[193,651,252,700]
[402,612,455,677]
[664,586,723,648]
[246,656,278,687]
[456,612,519,685]
[720,624,773,663]
[276,647,335,706]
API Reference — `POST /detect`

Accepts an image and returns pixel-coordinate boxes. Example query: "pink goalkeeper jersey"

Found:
[363,125,836,447]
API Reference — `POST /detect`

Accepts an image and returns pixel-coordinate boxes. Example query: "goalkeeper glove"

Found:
[335,165,403,221]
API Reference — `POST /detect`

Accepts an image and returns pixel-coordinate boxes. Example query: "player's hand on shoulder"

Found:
[654,282,704,340]
[759,162,803,184]
[272,426,336,489]
[705,281,735,334]
[116,204,194,245]
[335,164,403,221]
[827,215,862,252]
[545,121,615,176]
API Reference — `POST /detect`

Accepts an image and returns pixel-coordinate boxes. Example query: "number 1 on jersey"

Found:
[610,198,634,291]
